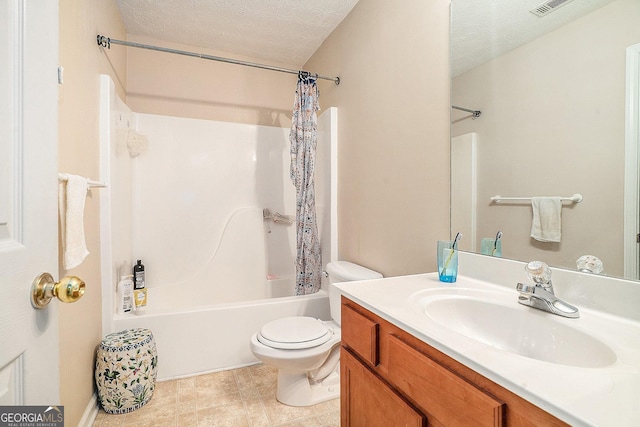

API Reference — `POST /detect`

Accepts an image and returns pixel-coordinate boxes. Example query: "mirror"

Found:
[450,0,640,280]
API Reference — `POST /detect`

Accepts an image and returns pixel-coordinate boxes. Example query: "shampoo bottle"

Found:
[117,273,134,315]
[133,259,145,289]
[134,288,147,314]
[133,259,147,314]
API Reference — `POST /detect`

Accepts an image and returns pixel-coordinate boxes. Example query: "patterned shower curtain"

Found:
[290,73,321,295]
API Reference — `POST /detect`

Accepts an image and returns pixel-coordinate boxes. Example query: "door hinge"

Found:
[57,66,64,84]
[637,233,640,243]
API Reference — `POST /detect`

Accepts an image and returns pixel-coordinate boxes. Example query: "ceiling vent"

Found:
[530,0,575,17]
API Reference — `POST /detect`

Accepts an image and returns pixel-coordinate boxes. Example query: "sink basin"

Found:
[411,289,616,368]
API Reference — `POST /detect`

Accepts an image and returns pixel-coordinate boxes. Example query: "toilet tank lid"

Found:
[326,261,383,282]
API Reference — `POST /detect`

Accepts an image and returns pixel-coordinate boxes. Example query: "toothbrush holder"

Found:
[437,240,458,283]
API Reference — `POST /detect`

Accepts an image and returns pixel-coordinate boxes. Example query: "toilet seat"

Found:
[257,316,332,350]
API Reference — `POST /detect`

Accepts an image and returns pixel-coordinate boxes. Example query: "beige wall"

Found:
[452,0,640,276]
[305,0,451,276]
[125,35,297,128]
[58,0,126,425]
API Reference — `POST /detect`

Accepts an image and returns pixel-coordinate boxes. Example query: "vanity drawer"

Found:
[387,334,505,426]
[341,301,379,366]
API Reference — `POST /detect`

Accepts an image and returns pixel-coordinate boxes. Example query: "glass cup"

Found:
[480,238,502,257]
[437,240,458,283]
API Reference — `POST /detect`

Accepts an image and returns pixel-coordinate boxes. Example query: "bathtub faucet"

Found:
[263,208,294,225]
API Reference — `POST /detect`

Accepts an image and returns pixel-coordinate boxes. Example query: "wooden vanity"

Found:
[340,297,569,426]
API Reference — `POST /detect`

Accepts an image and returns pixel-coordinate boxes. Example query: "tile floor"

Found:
[92,364,340,427]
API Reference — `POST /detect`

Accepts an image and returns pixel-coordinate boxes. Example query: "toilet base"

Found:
[275,364,340,407]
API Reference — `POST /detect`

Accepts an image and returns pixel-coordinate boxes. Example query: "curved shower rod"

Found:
[97,35,341,85]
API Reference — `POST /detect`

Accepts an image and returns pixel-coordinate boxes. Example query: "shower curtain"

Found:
[290,73,321,295]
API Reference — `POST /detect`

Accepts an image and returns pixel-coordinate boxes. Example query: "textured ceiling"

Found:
[115,0,617,76]
[115,0,360,67]
[452,0,617,77]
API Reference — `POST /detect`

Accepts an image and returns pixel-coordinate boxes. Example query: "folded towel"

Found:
[530,197,562,243]
[59,174,89,269]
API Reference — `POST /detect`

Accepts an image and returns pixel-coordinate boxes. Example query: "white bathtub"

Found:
[114,279,330,380]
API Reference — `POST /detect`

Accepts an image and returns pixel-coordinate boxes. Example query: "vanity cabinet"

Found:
[340,297,569,427]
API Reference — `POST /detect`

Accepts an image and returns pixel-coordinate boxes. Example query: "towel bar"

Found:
[58,173,107,189]
[491,194,583,203]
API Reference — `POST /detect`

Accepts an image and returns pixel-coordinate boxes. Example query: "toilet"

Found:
[250,261,382,406]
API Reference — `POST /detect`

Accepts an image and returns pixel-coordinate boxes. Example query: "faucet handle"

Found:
[525,261,552,285]
[576,255,604,274]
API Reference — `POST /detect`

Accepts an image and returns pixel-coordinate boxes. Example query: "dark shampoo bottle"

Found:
[133,259,145,290]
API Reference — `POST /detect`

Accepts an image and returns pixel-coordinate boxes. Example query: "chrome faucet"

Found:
[516,261,580,318]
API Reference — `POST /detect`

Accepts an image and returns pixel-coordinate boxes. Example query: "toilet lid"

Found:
[257,316,332,350]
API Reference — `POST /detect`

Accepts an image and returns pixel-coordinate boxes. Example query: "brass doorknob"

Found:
[31,273,85,309]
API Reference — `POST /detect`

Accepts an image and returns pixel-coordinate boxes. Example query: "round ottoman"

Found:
[95,328,158,414]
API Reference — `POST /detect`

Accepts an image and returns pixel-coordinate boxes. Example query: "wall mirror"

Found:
[450,0,640,280]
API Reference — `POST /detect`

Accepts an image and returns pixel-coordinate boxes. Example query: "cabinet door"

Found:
[341,348,426,427]
[387,335,504,426]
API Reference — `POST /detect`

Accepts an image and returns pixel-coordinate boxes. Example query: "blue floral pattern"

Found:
[95,328,158,414]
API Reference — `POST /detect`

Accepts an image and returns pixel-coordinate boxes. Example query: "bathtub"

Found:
[113,279,330,380]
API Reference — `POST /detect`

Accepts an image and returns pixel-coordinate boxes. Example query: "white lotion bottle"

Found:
[116,262,135,315]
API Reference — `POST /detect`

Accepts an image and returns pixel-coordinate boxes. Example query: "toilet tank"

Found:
[326,261,383,326]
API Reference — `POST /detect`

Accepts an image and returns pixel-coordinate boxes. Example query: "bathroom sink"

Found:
[410,289,616,368]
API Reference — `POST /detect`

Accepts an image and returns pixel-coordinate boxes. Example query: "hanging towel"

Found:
[530,197,562,243]
[59,174,89,269]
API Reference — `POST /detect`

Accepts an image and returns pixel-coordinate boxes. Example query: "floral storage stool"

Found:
[95,328,158,414]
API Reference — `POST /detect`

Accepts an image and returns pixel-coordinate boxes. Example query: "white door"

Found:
[0,0,61,404]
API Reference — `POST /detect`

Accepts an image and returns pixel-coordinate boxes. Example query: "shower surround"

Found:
[98,75,336,379]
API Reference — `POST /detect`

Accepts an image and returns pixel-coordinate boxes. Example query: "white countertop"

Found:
[335,273,640,427]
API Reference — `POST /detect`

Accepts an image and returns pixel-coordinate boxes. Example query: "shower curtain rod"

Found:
[452,105,481,118]
[97,35,341,85]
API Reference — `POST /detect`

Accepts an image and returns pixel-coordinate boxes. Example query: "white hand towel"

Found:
[530,197,562,243]
[59,174,89,269]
